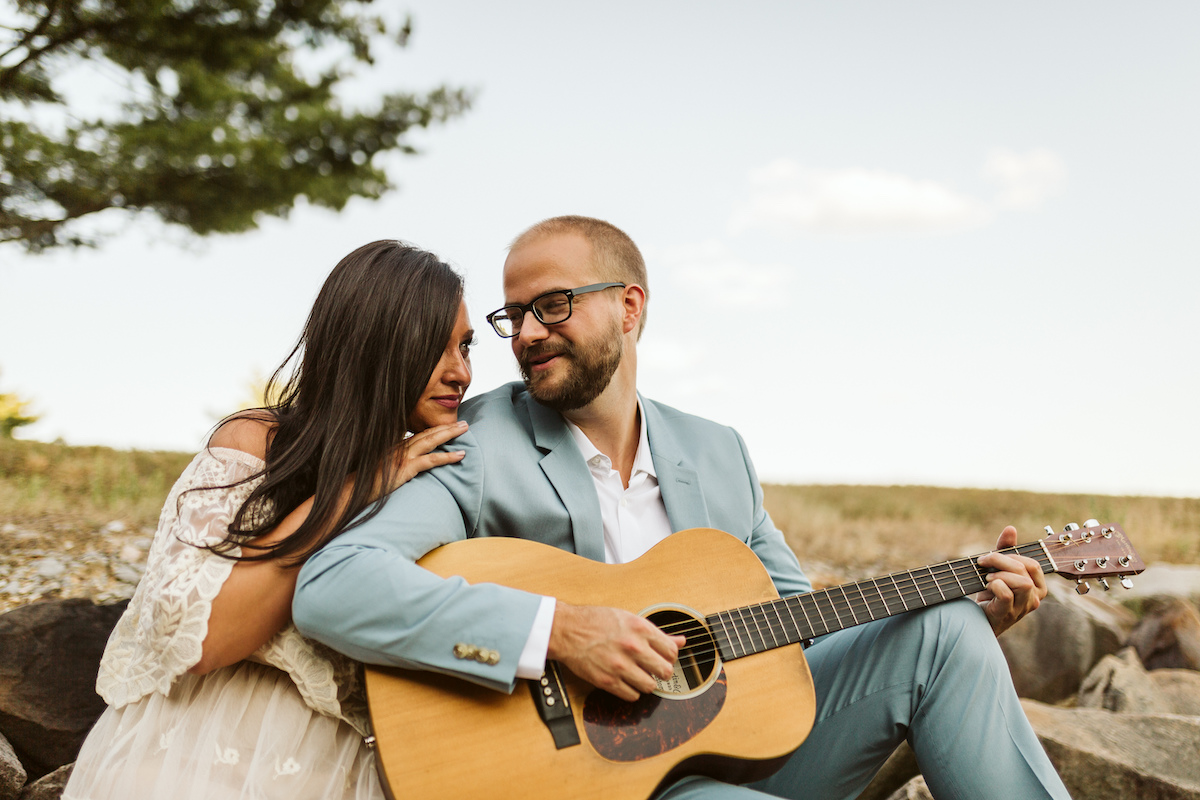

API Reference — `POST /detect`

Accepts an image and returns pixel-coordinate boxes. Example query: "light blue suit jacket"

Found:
[293,382,810,692]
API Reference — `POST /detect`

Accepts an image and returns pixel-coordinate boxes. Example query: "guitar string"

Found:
[652,542,1041,639]
[663,536,1108,646]
[700,537,1113,661]
[648,537,1118,665]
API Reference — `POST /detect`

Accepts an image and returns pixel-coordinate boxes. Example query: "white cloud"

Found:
[982,147,1067,209]
[730,149,1067,237]
[729,158,991,236]
[654,239,795,307]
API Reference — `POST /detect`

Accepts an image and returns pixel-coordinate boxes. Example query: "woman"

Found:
[64,241,475,799]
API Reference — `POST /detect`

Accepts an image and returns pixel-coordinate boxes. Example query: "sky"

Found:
[1,1,1197,498]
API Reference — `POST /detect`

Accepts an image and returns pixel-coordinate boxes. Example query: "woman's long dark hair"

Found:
[205,240,463,565]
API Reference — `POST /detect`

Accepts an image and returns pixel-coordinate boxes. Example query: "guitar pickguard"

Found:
[582,668,728,762]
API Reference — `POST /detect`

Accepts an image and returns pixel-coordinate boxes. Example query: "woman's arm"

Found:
[189,417,467,675]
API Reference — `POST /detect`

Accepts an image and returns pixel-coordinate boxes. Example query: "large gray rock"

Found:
[1152,669,1200,716]
[999,580,1136,703]
[1127,596,1200,671]
[0,599,126,778]
[1023,700,1200,799]
[1,731,26,800]
[1078,647,1176,714]
[17,764,70,800]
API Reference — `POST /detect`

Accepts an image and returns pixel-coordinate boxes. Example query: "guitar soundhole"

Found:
[644,606,720,699]
[581,604,727,762]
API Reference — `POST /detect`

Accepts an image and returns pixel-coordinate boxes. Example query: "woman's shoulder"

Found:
[208,410,276,460]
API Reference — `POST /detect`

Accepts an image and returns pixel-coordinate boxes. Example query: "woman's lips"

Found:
[432,395,461,409]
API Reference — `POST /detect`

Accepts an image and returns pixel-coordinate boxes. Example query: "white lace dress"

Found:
[63,448,383,800]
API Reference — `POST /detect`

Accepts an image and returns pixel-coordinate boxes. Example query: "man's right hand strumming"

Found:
[547,601,685,701]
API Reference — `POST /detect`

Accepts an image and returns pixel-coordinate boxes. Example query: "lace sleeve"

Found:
[96,448,264,707]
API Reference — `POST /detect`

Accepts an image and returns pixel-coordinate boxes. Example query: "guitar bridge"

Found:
[529,661,581,750]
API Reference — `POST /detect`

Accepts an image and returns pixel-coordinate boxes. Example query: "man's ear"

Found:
[621,284,646,335]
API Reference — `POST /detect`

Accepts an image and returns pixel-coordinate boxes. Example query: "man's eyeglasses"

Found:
[486,283,626,338]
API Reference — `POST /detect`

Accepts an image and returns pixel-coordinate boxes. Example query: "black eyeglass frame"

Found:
[486,282,627,338]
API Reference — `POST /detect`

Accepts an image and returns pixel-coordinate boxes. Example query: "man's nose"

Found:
[516,309,550,345]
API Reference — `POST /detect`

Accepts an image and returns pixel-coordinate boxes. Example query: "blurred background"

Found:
[2,0,1197,498]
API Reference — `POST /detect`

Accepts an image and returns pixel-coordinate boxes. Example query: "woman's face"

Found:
[408,301,474,432]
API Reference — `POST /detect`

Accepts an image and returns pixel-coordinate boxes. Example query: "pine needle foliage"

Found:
[0,0,473,252]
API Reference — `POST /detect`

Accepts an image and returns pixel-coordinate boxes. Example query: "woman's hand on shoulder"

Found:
[208,412,276,460]
[388,420,468,493]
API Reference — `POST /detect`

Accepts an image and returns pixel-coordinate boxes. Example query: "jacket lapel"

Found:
[642,397,712,532]
[525,396,606,561]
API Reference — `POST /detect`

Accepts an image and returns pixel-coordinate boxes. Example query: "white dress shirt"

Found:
[515,402,674,678]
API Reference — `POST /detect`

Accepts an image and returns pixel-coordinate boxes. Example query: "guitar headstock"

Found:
[1040,520,1145,594]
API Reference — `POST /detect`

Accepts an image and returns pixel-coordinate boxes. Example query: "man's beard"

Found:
[518,320,623,412]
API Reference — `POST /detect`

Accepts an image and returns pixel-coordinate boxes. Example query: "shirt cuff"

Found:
[515,595,556,680]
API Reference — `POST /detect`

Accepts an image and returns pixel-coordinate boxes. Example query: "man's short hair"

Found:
[510,215,649,338]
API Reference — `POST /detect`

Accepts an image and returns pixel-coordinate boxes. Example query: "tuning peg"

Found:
[1098,577,1111,591]
[1084,518,1100,528]
[1064,523,1080,532]
[1120,577,1134,590]
[1075,580,1090,595]
[1043,525,1055,536]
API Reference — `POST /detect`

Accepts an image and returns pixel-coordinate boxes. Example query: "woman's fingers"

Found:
[405,420,468,456]
[405,449,466,475]
[388,421,468,490]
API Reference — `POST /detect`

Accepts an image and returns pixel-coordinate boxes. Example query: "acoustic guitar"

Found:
[364,521,1143,799]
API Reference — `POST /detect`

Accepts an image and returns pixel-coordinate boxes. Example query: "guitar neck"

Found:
[707,542,1051,661]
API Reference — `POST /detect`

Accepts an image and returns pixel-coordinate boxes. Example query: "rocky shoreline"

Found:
[0,520,152,615]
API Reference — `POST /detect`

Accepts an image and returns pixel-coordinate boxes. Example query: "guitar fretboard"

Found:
[706,542,1052,661]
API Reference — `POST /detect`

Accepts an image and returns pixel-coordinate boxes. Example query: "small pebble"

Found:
[35,558,66,579]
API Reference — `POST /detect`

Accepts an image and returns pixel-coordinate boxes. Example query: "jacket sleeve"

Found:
[292,440,543,694]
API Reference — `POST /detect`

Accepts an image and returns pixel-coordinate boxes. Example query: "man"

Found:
[293,216,1070,799]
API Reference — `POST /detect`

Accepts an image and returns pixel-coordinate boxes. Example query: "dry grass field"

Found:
[0,438,193,533]
[764,483,1200,587]
[1,438,1195,585]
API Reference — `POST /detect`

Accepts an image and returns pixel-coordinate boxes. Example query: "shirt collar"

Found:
[565,399,657,478]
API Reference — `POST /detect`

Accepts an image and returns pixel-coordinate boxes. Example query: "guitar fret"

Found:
[927,566,947,601]
[873,580,891,616]
[856,582,876,620]
[805,593,830,636]
[772,599,800,644]
[947,561,967,596]
[753,605,776,649]
[818,590,846,632]
[944,561,966,597]
[737,606,766,655]
[908,570,926,605]
[732,608,752,656]
[710,613,735,660]
[971,560,987,592]
[889,574,909,611]
[723,610,747,659]
[755,604,781,649]
[791,595,816,640]
[838,585,861,626]
[780,597,803,640]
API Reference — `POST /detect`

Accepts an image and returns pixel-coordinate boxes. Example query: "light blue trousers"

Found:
[660,599,1071,800]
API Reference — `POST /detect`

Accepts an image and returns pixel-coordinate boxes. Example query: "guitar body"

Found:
[365,528,816,800]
